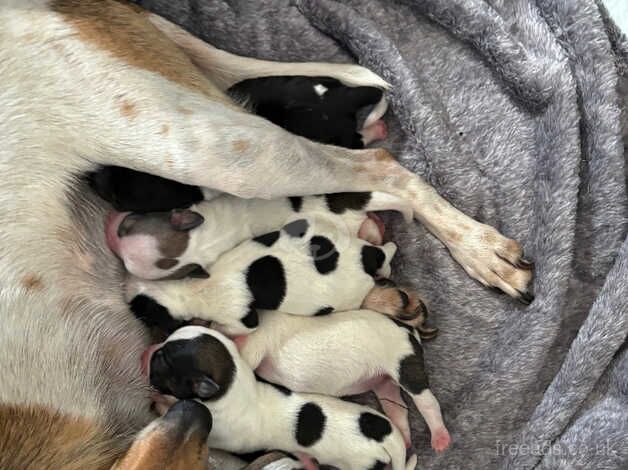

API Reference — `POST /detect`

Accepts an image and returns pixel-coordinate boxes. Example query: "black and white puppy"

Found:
[106,191,411,280]
[90,76,387,213]
[126,215,398,335]
[145,326,417,470]
[238,309,450,452]
[229,76,387,149]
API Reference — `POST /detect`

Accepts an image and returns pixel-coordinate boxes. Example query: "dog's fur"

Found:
[0,1,532,467]
[147,326,416,470]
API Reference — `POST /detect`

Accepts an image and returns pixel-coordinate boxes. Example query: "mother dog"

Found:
[0,1,533,468]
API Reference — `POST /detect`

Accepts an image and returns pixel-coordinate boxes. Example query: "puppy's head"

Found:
[144,326,236,402]
[105,209,209,280]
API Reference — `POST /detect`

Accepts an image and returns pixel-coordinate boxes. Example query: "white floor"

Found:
[603,0,628,34]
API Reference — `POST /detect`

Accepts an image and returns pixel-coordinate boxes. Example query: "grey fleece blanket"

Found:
[134,0,628,468]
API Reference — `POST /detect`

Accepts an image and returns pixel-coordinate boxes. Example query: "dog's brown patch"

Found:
[116,409,210,470]
[120,100,138,119]
[232,139,250,153]
[159,124,170,135]
[445,230,462,242]
[50,0,224,99]
[374,148,395,162]
[177,106,194,116]
[0,403,121,470]
[482,231,497,245]
[21,274,44,291]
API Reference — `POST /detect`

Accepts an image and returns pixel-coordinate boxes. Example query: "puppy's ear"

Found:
[170,209,204,231]
[185,264,210,279]
[194,376,220,400]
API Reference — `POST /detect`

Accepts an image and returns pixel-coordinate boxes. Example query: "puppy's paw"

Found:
[446,223,534,303]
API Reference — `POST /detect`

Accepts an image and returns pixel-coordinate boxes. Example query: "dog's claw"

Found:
[418,325,438,340]
[516,258,535,270]
[518,291,534,305]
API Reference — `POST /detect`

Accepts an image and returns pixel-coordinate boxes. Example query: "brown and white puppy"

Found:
[145,326,417,470]
[0,1,532,467]
[106,191,411,280]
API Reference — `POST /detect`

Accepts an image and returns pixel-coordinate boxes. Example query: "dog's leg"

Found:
[100,95,531,298]
[146,13,391,92]
[374,379,411,449]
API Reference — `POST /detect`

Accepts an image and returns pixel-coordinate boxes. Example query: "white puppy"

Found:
[145,326,417,470]
[237,309,451,452]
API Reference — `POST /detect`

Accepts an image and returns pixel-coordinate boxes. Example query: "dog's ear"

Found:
[169,209,204,231]
[194,376,220,400]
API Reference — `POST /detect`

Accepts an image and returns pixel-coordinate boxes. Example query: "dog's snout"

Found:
[163,400,213,440]
[117,214,140,237]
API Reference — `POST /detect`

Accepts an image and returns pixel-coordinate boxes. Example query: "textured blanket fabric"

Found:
[134,1,627,468]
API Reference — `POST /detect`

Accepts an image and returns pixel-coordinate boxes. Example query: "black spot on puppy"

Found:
[361,245,386,277]
[314,306,334,316]
[253,231,280,247]
[289,196,303,212]
[399,333,430,394]
[295,402,326,447]
[282,219,309,238]
[129,294,185,333]
[246,256,286,310]
[369,461,387,470]
[325,192,371,214]
[241,307,259,329]
[255,375,292,396]
[359,412,392,442]
[309,236,339,274]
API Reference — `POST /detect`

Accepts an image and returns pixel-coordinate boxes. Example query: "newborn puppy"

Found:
[90,77,387,213]
[238,309,450,452]
[145,326,417,470]
[106,191,411,280]
[228,76,387,149]
[126,216,398,335]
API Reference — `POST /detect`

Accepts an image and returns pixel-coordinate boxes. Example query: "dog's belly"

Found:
[0,182,153,436]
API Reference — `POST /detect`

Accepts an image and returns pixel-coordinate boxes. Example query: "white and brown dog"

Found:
[145,325,418,470]
[0,1,533,468]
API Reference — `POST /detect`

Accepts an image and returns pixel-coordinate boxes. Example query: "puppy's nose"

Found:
[117,214,141,237]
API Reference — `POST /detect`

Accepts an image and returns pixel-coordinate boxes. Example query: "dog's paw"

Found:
[447,223,534,303]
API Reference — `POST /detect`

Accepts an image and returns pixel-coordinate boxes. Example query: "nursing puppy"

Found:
[91,76,388,213]
[146,326,417,470]
[238,310,450,452]
[126,216,399,335]
[106,191,411,280]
